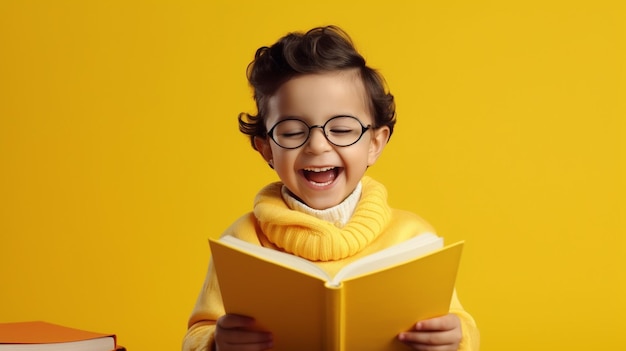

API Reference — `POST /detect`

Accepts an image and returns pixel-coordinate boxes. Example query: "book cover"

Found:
[209,234,464,351]
[0,321,117,351]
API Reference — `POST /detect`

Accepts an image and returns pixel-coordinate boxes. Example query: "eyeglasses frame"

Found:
[266,115,372,150]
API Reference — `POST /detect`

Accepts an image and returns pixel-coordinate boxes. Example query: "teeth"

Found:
[311,180,333,186]
[304,167,335,172]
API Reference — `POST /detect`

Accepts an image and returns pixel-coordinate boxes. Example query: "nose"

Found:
[304,126,332,153]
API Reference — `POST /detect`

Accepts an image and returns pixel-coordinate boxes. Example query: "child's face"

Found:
[254,70,389,210]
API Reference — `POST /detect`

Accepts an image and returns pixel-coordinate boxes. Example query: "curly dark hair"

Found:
[238,25,396,150]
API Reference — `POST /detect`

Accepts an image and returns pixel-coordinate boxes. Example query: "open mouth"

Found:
[302,167,341,186]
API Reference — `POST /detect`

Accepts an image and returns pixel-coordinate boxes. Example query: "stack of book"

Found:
[0,321,124,351]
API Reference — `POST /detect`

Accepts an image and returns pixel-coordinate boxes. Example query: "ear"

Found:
[254,136,274,164]
[367,126,390,166]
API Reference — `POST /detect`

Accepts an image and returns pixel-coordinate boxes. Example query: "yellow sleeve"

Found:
[450,290,480,350]
[182,213,260,351]
[182,260,222,351]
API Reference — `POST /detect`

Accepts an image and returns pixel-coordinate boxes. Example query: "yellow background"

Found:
[1,1,624,350]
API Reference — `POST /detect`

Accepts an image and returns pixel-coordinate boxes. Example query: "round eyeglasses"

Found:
[266,115,371,149]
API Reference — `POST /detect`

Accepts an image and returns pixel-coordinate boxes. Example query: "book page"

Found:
[330,232,443,286]
[218,235,331,281]
[0,338,115,351]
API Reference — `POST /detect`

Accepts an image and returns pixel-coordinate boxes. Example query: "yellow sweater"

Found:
[183,177,479,350]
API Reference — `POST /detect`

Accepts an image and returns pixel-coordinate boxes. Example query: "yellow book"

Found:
[0,321,118,351]
[209,233,463,351]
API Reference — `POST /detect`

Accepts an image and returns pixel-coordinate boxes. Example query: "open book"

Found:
[209,233,464,351]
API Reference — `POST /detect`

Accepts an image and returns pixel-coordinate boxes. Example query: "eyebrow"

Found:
[277,114,361,123]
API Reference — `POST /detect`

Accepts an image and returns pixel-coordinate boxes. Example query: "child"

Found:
[183,25,479,351]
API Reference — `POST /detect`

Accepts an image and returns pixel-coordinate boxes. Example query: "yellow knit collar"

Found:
[253,176,392,261]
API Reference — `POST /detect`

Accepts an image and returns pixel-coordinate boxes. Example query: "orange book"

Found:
[209,233,463,351]
[0,321,117,351]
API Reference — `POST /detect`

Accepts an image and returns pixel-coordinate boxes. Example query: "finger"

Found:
[414,314,460,332]
[399,329,460,346]
[216,337,274,351]
[399,341,457,351]
[217,327,272,341]
[215,328,273,351]
[217,314,256,329]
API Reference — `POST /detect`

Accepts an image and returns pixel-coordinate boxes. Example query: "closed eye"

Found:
[328,128,356,134]
[281,131,306,138]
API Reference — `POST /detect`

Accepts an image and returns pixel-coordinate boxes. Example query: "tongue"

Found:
[304,169,336,184]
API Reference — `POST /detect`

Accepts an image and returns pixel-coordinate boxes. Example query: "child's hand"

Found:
[398,313,462,351]
[214,314,273,351]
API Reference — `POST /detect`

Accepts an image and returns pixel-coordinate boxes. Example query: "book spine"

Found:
[324,283,342,351]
